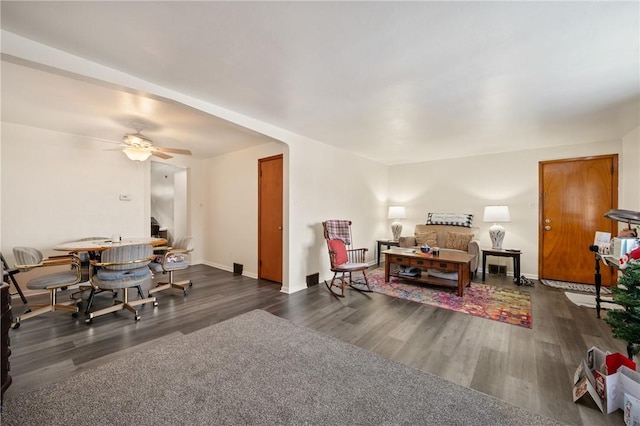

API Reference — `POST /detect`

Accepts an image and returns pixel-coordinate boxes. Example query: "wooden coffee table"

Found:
[383,248,475,297]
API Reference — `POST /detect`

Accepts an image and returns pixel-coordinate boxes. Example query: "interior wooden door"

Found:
[258,154,283,283]
[539,155,617,286]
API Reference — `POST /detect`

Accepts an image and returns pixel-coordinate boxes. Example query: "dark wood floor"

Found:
[3,264,628,425]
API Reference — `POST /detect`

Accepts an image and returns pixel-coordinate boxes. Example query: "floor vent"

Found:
[233,263,243,275]
[306,273,319,286]
[488,264,507,275]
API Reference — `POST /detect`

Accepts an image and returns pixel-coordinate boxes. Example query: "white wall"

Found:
[150,163,189,244]
[174,169,188,239]
[621,126,640,213]
[202,142,285,277]
[0,122,206,266]
[0,122,3,252]
[201,137,388,293]
[1,123,147,262]
[143,155,205,265]
[286,139,388,292]
[388,139,623,279]
[150,165,175,240]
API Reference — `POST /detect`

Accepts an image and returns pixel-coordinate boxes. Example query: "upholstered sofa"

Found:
[398,224,480,275]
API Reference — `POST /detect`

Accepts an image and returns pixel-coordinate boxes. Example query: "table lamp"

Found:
[483,205,511,249]
[387,206,406,241]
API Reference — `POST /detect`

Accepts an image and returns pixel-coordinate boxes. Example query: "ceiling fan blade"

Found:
[155,147,192,155]
[151,151,173,159]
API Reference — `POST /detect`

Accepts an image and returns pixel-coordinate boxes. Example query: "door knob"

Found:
[278,226,283,230]
[544,225,551,231]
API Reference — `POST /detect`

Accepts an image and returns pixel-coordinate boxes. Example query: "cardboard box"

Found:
[573,347,639,414]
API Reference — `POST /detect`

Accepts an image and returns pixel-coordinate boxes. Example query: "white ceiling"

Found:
[1,1,638,164]
[1,59,276,158]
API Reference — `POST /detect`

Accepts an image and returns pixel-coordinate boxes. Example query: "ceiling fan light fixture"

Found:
[123,132,153,147]
[123,146,152,161]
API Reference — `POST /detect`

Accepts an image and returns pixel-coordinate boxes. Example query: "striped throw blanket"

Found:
[324,220,351,245]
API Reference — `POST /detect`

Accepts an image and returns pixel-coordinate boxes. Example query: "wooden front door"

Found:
[258,154,283,283]
[539,155,618,286]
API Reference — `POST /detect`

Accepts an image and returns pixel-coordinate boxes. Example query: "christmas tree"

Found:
[605,259,640,358]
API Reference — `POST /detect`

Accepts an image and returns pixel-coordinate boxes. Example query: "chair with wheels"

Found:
[11,247,82,328]
[85,244,157,323]
[67,237,116,313]
[148,236,193,297]
[322,220,371,297]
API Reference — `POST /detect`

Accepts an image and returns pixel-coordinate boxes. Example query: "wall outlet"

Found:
[119,194,131,201]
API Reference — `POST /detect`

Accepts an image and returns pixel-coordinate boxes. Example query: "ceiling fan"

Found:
[120,123,192,161]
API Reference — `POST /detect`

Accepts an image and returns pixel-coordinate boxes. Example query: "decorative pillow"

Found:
[415,231,438,247]
[446,232,474,251]
[166,254,185,263]
[328,239,348,265]
[427,213,473,228]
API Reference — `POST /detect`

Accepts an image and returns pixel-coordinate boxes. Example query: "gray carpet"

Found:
[1,310,563,425]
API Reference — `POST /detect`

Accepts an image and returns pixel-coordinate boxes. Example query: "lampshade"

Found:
[123,146,152,161]
[483,206,510,250]
[387,206,407,220]
[483,206,511,223]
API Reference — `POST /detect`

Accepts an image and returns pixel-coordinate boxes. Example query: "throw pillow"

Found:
[166,254,185,263]
[426,212,473,228]
[415,231,438,247]
[446,232,474,251]
[328,239,348,265]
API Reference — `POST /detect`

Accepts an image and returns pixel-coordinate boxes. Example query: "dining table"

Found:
[53,237,168,253]
[53,237,168,315]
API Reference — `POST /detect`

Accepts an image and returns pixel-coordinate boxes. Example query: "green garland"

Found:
[605,260,640,355]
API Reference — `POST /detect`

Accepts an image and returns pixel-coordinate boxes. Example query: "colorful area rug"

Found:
[364,269,532,329]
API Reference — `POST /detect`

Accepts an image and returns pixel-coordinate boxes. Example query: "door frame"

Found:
[538,154,618,285]
[257,154,283,283]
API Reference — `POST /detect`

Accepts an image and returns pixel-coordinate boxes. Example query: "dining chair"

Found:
[11,247,82,328]
[322,220,371,297]
[74,237,109,281]
[148,236,194,297]
[85,244,157,323]
[67,236,117,313]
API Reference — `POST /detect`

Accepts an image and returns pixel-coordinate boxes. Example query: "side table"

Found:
[377,240,400,266]
[482,248,521,285]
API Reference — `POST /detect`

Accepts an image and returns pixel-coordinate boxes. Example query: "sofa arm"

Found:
[399,236,416,248]
[467,240,480,273]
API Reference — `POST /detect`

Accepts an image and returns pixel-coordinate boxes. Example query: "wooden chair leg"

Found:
[360,270,372,292]
[347,270,372,293]
[325,272,346,298]
[326,270,372,297]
